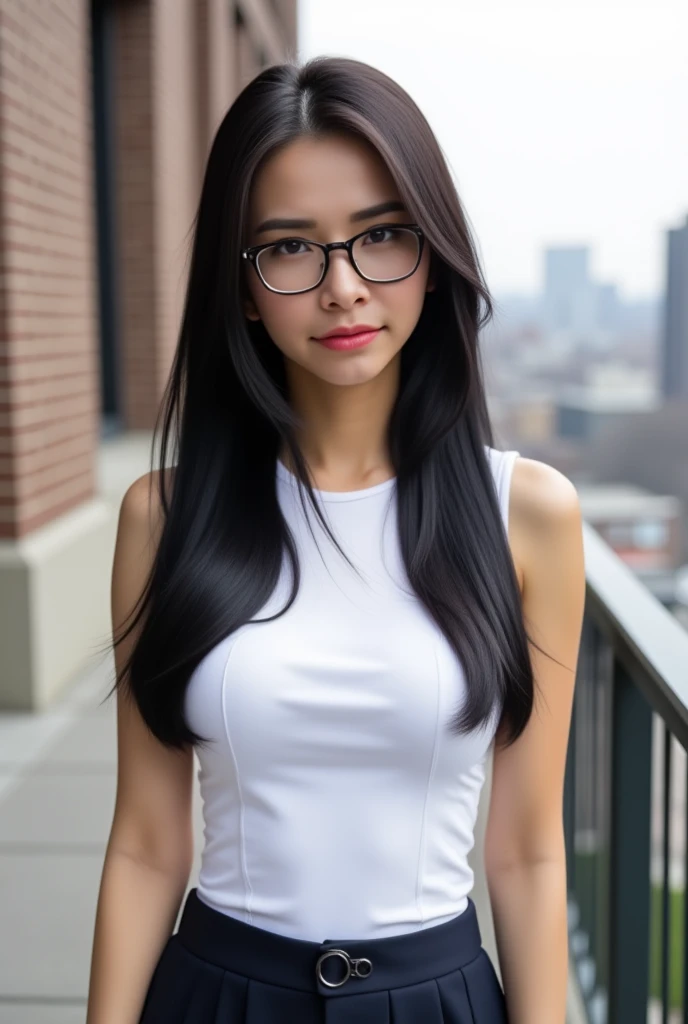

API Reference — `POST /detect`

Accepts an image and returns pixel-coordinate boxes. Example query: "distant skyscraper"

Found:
[660,214,688,400]
[596,283,620,331]
[542,247,597,335]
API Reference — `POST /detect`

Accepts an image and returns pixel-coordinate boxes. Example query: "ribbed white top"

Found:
[184,445,520,941]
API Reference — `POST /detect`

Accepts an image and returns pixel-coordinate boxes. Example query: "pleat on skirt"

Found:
[138,887,508,1024]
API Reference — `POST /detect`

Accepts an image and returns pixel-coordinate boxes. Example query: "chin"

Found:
[320,361,393,387]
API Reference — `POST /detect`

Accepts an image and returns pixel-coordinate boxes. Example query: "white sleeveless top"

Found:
[184,445,520,941]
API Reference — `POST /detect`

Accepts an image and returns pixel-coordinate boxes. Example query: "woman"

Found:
[86,55,585,1024]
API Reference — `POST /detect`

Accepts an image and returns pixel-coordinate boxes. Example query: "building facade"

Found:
[0,0,298,708]
[660,213,688,401]
[542,245,597,336]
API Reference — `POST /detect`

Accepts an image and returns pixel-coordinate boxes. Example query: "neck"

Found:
[278,354,400,484]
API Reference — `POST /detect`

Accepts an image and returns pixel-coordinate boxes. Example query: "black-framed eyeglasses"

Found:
[241,223,425,295]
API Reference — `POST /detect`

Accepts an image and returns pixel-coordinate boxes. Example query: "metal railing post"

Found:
[608,660,653,1023]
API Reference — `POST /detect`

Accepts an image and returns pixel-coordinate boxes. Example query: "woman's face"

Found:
[242,132,434,388]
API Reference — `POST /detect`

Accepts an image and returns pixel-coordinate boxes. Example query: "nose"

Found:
[319,249,370,308]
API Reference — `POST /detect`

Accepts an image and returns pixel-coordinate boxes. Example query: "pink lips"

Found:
[314,328,382,351]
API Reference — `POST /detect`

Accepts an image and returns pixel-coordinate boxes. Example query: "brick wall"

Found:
[0,1,99,539]
[152,0,201,395]
[113,0,200,429]
[0,0,297,534]
[112,0,156,430]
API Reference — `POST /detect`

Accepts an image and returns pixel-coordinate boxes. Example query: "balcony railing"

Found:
[565,523,688,1024]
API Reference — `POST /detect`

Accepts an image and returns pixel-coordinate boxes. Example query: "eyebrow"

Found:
[254,199,407,235]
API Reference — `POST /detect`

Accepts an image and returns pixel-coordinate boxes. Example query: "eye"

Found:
[272,239,311,256]
[362,227,397,245]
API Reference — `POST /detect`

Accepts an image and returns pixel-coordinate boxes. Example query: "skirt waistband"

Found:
[175,888,483,999]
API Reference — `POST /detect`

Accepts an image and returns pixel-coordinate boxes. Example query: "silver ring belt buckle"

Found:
[315,948,374,988]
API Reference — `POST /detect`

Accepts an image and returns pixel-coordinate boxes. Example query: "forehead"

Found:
[247,133,399,225]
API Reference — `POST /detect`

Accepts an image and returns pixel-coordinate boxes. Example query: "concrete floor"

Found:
[0,656,121,1022]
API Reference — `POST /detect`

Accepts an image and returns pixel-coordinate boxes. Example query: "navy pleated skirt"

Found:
[138,887,508,1023]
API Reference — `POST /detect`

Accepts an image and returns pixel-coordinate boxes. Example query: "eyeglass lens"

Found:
[256,227,420,293]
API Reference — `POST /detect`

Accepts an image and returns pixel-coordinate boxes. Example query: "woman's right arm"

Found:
[86,471,195,1024]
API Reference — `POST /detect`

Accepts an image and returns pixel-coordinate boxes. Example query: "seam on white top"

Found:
[221,633,254,924]
[415,636,443,926]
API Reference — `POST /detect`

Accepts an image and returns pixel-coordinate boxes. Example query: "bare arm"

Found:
[86,471,194,1024]
[484,458,586,1024]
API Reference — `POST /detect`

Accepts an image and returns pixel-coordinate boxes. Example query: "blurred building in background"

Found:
[542,246,597,336]
[576,484,682,604]
[660,212,688,401]
[555,369,659,444]
[0,0,297,710]
[485,215,688,621]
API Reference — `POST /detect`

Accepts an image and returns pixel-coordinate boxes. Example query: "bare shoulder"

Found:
[510,455,581,527]
[119,467,176,548]
[507,456,582,594]
[111,467,176,675]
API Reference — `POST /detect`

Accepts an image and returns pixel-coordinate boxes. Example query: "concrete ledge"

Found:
[0,499,116,710]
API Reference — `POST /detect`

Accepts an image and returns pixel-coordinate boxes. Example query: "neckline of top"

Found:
[276,459,397,502]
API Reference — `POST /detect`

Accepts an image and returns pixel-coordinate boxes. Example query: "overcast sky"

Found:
[298,0,687,301]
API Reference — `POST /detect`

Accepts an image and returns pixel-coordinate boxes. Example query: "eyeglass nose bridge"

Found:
[323,240,351,254]
[316,239,365,288]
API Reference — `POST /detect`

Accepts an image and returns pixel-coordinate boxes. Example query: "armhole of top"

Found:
[494,450,520,535]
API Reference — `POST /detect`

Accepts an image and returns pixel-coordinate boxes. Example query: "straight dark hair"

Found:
[102,55,553,752]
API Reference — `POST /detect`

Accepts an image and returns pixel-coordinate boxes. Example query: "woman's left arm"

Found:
[484,457,586,1024]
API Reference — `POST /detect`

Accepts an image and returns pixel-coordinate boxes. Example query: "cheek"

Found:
[257,293,315,346]
[383,276,429,324]
[380,247,431,318]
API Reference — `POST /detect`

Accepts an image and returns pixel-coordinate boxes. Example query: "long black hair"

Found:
[102,55,553,752]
